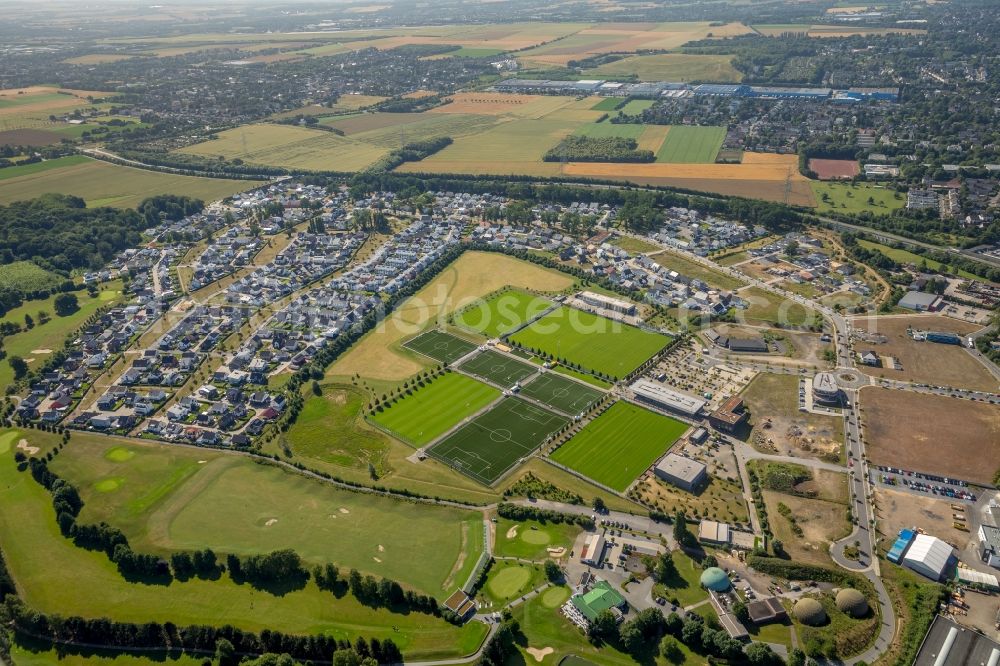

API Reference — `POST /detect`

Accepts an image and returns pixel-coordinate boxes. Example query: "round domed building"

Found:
[700,567,731,592]
[793,598,827,626]
[836,588,869,618]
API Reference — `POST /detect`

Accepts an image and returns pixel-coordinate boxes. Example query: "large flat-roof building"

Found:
[978,524,1000,569]
[747,597,788,625]
[577,290,637,315]
[914,615,1000,666]
[654,453,707,492]
[630,378,706,417]
[898,290,942,312]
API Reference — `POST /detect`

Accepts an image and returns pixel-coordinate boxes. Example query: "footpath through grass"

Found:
[550,401,687,491]
[371,372,501,446]
[0,429,487,659]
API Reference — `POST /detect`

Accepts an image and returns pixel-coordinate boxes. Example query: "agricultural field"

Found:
[550,401,687,491]
[849,314,995,390]
[494,518,581,561]
[861,388,1000,485]
[0,86,115,138]
[742,373,844,462]
[573,122,646,140]
[518,372,605,415]
[370,372,501,446]
[583,53,742,82]
[459,349,538,389]
[0,260,64,293]
[656,125,727,163]
[0,157,255,208]
[326,251,574,382]
[402,329,479,363]
[811,181,905,214]
[455,288,554,338]
[0,282,124,391]
[177,123,390,171]
[857,240,980,280]
[808,158,859,180]
[617,99,655,115]
[428,397,568,485]
[0,429,487,659]
[49,433,483,596]
[0,154,91,181]
[510,306,670,379]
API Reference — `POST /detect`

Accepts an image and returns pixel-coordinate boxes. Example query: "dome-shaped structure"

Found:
[793,598,827,626]
[836,588,869,618]
[700,567,730,592]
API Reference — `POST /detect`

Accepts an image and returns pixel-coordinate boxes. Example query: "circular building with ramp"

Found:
[700,567,731,592]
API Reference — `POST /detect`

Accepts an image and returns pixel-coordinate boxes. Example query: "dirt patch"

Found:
[0,129,62,146]
[378,544,385,552]
[16,439,40,456]
[29,349,52,355]
[742,373,843,462]
[762,490,851,566]
[875,487,973,552]
[861,387,1000,485]
[506,525,519,539]
[808,158,859,180]
[850,314,995,391]
[526,647,554,662]
[338,507,350,514]
[264,518,278,527]
[373,556,382,563]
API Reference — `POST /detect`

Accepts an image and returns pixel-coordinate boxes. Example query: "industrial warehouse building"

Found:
[898,290,942,312]
[630,378,706,417]
[577,290,636,315]
[654,453,707,492]
[902,534,955,581]
[579,533,606,566]
[914,615,1000,666]
[978,524,1000,568]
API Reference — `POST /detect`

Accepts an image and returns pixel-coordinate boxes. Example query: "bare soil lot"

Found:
[808,158,859,180]
[875,487,973,552]
[861,387,1000,485]
[762,490,851,566]
[0,129,63,145]
[742,373,843,462]
[850,314,996,391]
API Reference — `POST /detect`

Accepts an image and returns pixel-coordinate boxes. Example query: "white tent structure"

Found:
[903,534,953,581]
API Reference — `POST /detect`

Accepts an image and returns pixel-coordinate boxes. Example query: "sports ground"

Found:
[402,329,479,364]
[550,401,687,491]
[518,372,604,415]
[459,349,538,388]
[455,288,554,338]
[428,397,568,485]
[370,372,500,446]
[510,306,670,379]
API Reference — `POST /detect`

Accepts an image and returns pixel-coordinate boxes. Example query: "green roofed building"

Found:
[563,580,628,629]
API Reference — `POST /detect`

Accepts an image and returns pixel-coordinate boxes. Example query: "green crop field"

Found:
[459,349,538,388]
[573,122,645,139]
[0,260,65,292]
[0,282,124,391]
[403,329,480,363]
[510,306,670,379]
[590,98,622,111]
[618,99,654,115]
[428,397,567,485]
[48,433,483,597]
[550,401,687,491]
[584,53,741,83]
[371,372,500,446]
[455,288,553,338]
[0,157,255,208]
[857,239,979,280]
[811,181,905,214]
[656,125,727,163]
[0,154,90,181]
[518,372,604,415]
[0,429,487,659]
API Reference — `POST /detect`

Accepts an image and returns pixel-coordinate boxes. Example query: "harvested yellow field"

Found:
[637,125,670,152]
[177,123,388,171]
[0,87,108,118]
[397,160,564,177]
[327,251,574,381]
[741,152,799,165]
[63,54,135,65]
[433,93,574,118]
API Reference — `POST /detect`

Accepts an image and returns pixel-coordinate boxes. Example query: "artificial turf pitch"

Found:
[403,329,479,364]
[518,372,604,416]
[459,349,538,388]
[428,397,568,485]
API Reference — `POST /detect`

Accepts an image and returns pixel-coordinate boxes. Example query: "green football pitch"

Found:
[455,289,553,338]
[402,329,479,363]
[550,401,687,491]
[509,306,670,379]
[428,397,568,485]
[459,349,538,388]
[370,372,501,446]
[518,372,604,416]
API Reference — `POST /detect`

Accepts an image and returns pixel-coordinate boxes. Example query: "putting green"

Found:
[0,431,17,454]
[104,446,136,462]
[94,477,124,493]
[488,565,532,599]
[521,528,551,545]
[541,585,570,608]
